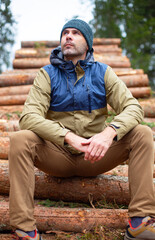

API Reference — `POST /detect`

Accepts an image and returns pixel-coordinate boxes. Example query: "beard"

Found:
[62,41,88,58]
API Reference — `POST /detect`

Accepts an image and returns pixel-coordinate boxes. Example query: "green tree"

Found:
[90,0,155,87]
[0,0,16,73]
[122,0,155,84]
[90,0,123,38]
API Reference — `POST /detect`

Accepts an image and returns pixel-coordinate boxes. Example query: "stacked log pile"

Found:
[0,38,154,237]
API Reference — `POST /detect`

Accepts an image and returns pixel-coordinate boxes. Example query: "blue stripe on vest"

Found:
[43,62,108,112]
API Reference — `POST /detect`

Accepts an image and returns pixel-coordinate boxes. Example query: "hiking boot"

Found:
[12,229,43,240]
[124,216,155,239]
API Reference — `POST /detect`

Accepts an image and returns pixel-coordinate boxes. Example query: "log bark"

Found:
[0,73,35,87]
[15,48,53,59]
[0,85,32,96]
[15,46,123,58]
[13,56,131,69]
[21,39,121,48]
[139,99,155,118]
[2,69,38,74]
[0,113,21,121]
[128,87,151,98]
[0,199,128,232]
[93,38,121,45]
[119,74,149,87]
[0,95,27,106]
[94,45,122,53]
[0,132,13,137]
[0,138,9,159]
[115,69,144,75]
[94,54,131,68]
[0,105,24,113]
[21,40,60,48]
[95,54,130,61]
[13,58,49,69]
[0,120,19,131]
[113,68,132,72]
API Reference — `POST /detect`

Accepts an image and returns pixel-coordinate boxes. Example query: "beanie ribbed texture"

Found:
[60,19,93,51]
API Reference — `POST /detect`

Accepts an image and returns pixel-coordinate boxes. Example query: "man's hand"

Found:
[64,132,89,152]
[81,127,117,163]
[65,127,117,163]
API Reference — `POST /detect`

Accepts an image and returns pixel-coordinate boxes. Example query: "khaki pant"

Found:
[9,125,155,231]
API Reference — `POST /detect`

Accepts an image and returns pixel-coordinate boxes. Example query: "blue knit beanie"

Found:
[60,19,93,51]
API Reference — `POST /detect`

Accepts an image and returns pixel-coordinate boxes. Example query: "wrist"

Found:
[106,126,117,139]
[64,131,74,144]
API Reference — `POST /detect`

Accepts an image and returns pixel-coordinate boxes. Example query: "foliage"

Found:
[141,121,155,129]
[89,0,155,87]
[38,198,127,209]
[38,199,90,208]
[90,0,124,38]
[0,0,16,73]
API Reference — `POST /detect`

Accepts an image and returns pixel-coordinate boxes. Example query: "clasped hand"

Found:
[64,127,116,163]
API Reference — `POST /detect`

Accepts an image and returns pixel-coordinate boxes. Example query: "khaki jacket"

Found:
[20,60,144,154]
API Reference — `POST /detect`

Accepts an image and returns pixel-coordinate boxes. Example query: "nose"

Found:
[66,32,72,40]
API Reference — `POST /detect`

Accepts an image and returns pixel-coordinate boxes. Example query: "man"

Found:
[9,19,155,240]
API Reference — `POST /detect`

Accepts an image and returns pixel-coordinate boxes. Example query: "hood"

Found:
[50,46,94,70]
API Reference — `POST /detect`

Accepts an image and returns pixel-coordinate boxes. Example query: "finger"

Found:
[85,145,100,161]
[81,140,91,146]
[90,148,104,163]
[94,146,109,162]
[81,137,93,146]
[90,144,109,163]
[84,145,95,160]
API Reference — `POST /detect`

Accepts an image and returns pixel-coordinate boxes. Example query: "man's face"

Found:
[61,28,88,60]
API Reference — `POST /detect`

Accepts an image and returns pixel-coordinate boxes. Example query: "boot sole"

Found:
[124,232,138,239]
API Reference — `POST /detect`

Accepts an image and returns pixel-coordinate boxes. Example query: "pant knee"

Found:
[137,124,153,139]
[133,124,153,149]
[9,130,39,160]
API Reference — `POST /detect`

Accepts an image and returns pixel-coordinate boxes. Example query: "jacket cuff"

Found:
[59,128,71,146]
[109,124,118,141]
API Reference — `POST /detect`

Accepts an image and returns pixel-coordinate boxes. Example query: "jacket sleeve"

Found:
[19,68,70,146]
[104,66,144,140]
